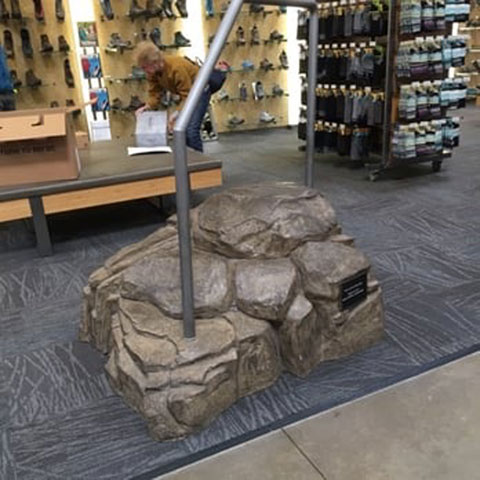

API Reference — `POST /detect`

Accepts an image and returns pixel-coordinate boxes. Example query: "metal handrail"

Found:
[173,0,318,338]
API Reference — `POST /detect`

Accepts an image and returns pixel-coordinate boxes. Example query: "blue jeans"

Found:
[186,87,211,153]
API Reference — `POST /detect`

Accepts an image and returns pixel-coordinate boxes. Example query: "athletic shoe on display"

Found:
[162,0,175,18]
[149,27,162,48]
[131,65,146,79]
[126,95,145,111]
[272,83,284,96]
[55,0,65,21]
[259,58,274,71]
[107,33,133,50]
[278,5,287,13]
[10,0,21,19]
[279,50,289,69]
[236,26,246,45]
[239,82,248,101]
[249,3,264,13]
[217,89,229,101]
[205,0,214,17]
[33,0,44,21]
[26,69,41,88]
[227,114,245,127]
[10,70,21,88]
[241,59,254,71]
[50,101,60,108]
[254,81,265,100]
[0,0,9,20]
[3,30,13,58]
[250,25,260,45]
[58,35,70,52]
[40,34,54,53]
[269,30,284,41]
[111,97,124,110]
[21,28,33,58]
[129,0,145,18]
[174,31,191,47]
[259,111,276,123]
[64,59,75,87]
[100,0,114,20]
[175,0,188,17]
[146,0,163,18]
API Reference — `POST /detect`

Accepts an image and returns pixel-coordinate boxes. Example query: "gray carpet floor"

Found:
[1,107,479,480]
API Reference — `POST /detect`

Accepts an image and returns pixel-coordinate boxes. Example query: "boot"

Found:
[254,81,265,100]
[3,30,14,58]
[149,27,162,49]
[21,29,33,58]
[50,100,60,108]
[127,95,145,111]
[249,3,264,13]
[175,0,188,17]
[260,58,274,71]
[162,0,175,18]
[174,31,191,47]
[33,0,44,21]
[279,50,289,69]
[235,26,245,45]
[111,98,123,111]
[40,34,54,53]
[129,0,145,18]
[0,0,9,20]
[146,0,162,18]
[10,70,21,88]
[227,114,245,127]
[10,0,21,19]
[26,69,42,88]
[58,35,70,52]
[250,25,260,45]
[272,84,284,96]
[55,0,65,20]
[100,0,114,20]
[64,59,75,87]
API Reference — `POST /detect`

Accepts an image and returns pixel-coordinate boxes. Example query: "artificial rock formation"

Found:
[80,182,384,441]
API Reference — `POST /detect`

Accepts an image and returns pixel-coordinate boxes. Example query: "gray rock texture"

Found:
[81,182,384,441]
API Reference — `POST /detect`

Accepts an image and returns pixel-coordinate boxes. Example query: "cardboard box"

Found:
[75,131,90,150]
[0,107,80,188]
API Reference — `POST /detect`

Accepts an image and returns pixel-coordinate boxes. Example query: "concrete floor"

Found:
[158,353,480,480]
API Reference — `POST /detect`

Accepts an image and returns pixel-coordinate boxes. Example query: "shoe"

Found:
[162,0,175,18]
[64,59,75,87]
[269,30,284,41]
[129,0,145,18]
[107,33,133,50]
[33,0,44,21]
[239,82,248,101]
[40,34,54,53]
[21,29,33,58]
[26,69,42,88]
[251,25,260,45]
[241,60,254,71]
[149,27,162,48]
[146,0,163,18]
[174,31,191,47]
[260,58,274,71]
[0,0,9,20]
[10,70,21,88]
[131,65,146,79]
[236,26,246,45]
[259,111,276,123]
[279,50,289,69]
[217,89,229,101]
[10,0,21,19]
[111,97,123,110]
[249,3,264,13]
[4,30,13,58]
[126,95,145,111]
[55,0,65,20]
[100,0,114,20]
[50,100,60,108]
[227,114,245,127]
[254,81,265,100]
[175,0,188,17]
[58,35,70,52]
[272,83,284,96]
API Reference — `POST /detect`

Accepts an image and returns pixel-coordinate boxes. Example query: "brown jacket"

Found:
[147,56,199,110]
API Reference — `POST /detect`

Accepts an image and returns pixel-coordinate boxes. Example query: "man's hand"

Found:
[168,111,179,133]
[136,105,149,117]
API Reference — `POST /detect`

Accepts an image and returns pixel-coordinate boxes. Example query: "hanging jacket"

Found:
[0,46,13,93]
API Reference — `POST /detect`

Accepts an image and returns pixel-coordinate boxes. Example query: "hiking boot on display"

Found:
[10,70,21,88]
[107,33,132,50]
[239,82,248,101]
[111,97,124,111]
[241,59,254,71]
[55,0,65,20]
[146,0,163,18]
[251,25,260,45]
[132,65,146,79]
[64,59,75,87]
[0,0,9,20]
[33,0,44,21]
[162,0,175,18]
[217,89,229,101]
[58,35,70,52]
[260,58,274,71]
[269,30,284,41]
[50,100,60,108]
[40,34,54,53]
[4,30,14,58]
[100,0,114,20]
[272,83,284,96]
[149,27,162,48]
[26,69,41,88]
[21,29,33,58]
[227,114,245,127]
[174,31,191,47]
[175,0,188,17]
[127,95,145,111]
[205,0,214,17]
[10,0,21,19]
[129,0,145,18]
[279,50,289,69]
[254,81,265,100]
[236,26,246,45]
[249,3,264,13]
[259,111,276,123]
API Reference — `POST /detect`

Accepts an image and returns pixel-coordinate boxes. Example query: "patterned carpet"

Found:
[1,107,479,480]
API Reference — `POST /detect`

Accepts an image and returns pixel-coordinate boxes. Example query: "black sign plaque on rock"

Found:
[340,271,368,310]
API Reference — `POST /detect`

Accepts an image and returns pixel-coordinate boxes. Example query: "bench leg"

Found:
[29,197,53,256]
